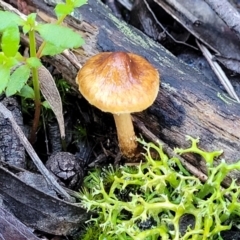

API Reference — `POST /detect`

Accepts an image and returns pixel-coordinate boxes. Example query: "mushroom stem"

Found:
[113,113,138,158]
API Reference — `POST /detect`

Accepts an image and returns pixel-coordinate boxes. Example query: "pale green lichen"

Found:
[109,15,150,49]
[161,82,177,93]
[78,136,240,240]
[108,13,173,69]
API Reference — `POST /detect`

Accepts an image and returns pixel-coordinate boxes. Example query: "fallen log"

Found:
[3,0,240,180]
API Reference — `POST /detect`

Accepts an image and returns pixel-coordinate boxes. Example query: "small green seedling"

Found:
[78,136,240,240]
[0,0,87,142]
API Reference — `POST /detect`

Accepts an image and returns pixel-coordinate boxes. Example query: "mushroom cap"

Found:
[76,52,160,114]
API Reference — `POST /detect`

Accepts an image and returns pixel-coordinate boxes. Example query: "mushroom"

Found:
[76,52,159,158]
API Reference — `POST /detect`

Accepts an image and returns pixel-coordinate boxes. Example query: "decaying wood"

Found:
[2,0,240,181]
[0,98,25,168]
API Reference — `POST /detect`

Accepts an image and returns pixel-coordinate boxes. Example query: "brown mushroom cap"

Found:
[76,52,159,113]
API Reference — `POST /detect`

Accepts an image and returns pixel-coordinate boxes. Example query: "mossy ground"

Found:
[78,136,240,240]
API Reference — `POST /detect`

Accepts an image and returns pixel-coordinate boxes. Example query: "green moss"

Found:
[78,136,240,240]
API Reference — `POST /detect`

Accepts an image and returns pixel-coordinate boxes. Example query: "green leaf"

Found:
[66,0,74,5]
[26,13,37,25]
[0,53,19,67]
[19,85,35,99]
[66,0,87,8]
[22,13,37,34]
[1,26,20,57]
[5,57,19,68]
[41,42,66,56]
[14,52,25,62]
[0,53,7,64]
[54,3,74,18]
[26,57,42,68]
[42,100,51,109]
[22,24,31,34]
[0,11,21,31]
[6,65,31,96]
[36,24,85,49]
[0,66,10,94]
[54,0,87,18]
[72,0,87,8]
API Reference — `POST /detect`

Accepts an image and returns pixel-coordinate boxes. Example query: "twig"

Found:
[0,102,73,202]
[63,49,82,69]
[196,39,240,102]
[42,113,50,156]
[133,116,208,182]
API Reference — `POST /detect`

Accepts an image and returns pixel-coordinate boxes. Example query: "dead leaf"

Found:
[0,207,40,240]
[153,0,240,73]
[38,66,65,139]
[0,161,90,235]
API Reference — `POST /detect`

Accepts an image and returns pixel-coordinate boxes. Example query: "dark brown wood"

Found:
[3,0,240,180]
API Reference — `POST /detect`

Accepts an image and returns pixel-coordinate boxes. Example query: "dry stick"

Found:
[42,113,50,156]
[0,102,73,202]
[204,0,240,40]
[63,50,82,69]
[196,40,240,102]
[133,117,208,182]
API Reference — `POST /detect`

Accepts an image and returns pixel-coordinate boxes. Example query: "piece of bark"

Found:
[0,161,89,235]
[46,152,84,190]
[0,98,25,168]
[3,0,240,180]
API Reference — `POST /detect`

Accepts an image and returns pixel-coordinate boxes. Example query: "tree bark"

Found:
[3,0,240,180]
